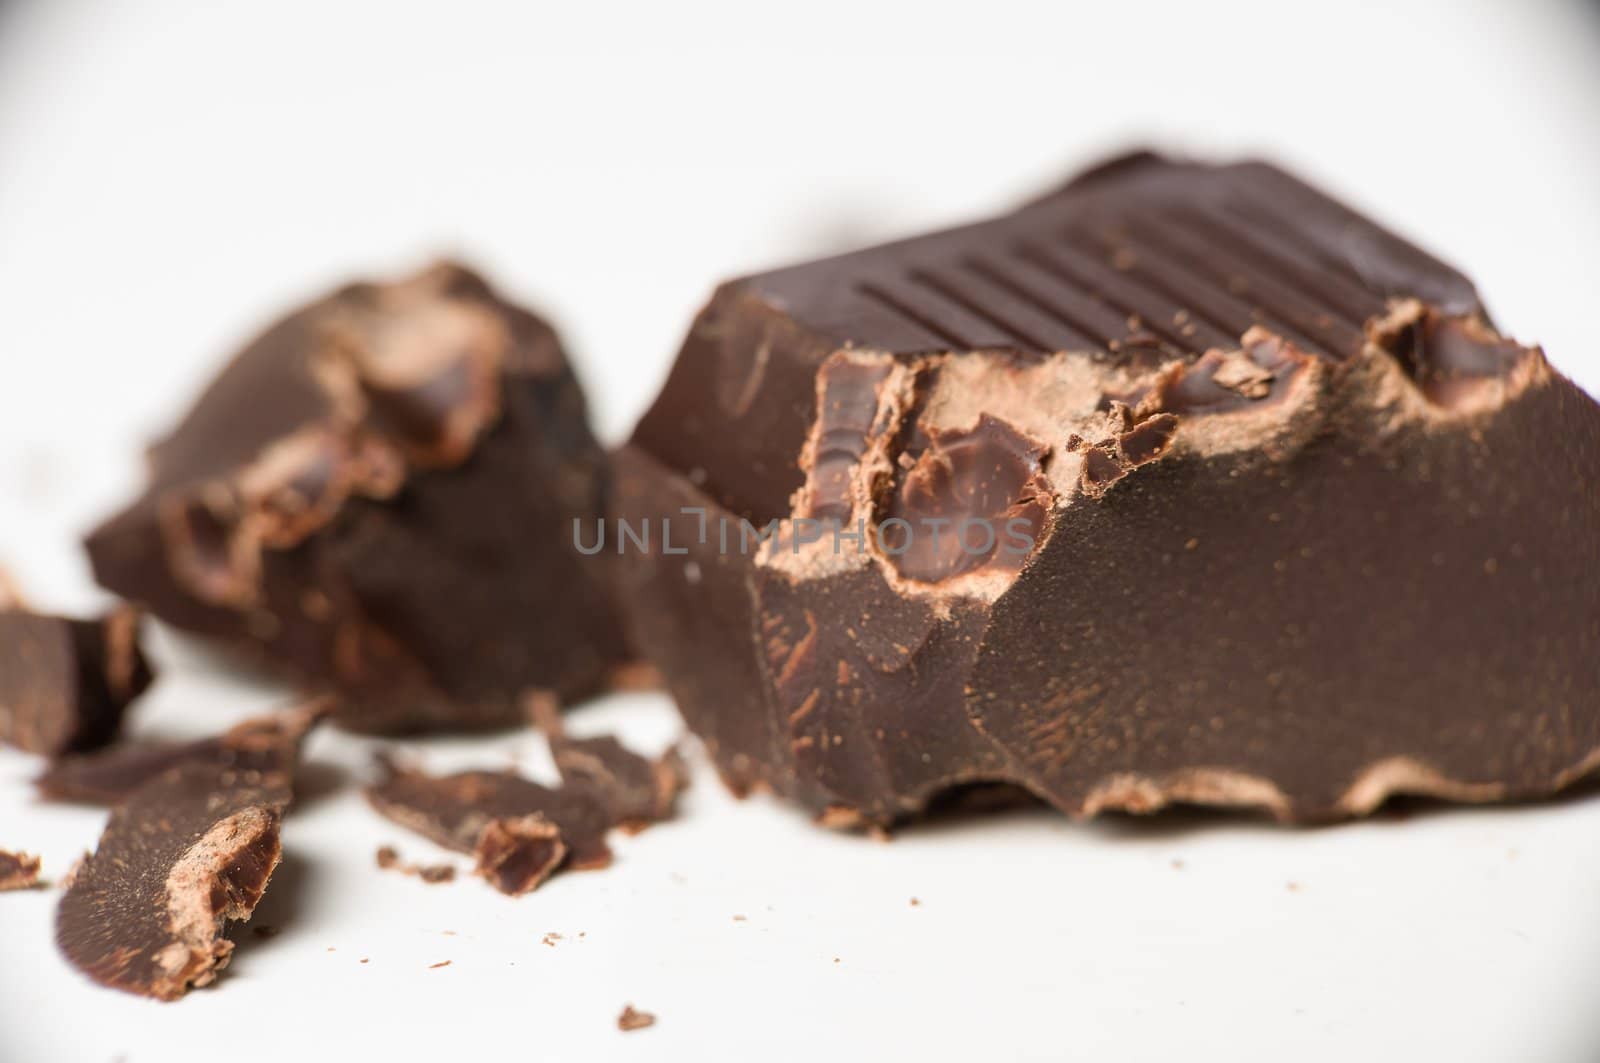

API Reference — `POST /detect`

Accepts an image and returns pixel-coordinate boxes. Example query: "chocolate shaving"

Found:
[55,701,325,999]
[366,727,686,895]
[37,705,325,806]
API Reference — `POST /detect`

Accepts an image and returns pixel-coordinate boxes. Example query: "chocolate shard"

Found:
[0,849,43,891]
[55,701,325,999]
[617,1005,656,1032]
[37,701,327,805]
[472,816,566,896]
[530,696,690,829]
[0,571,156,755]
[614,150,1600,827]
[86,261,631,734]
[366,729,684,895]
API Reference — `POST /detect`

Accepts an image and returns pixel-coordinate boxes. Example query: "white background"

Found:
[1,1,1599,1060]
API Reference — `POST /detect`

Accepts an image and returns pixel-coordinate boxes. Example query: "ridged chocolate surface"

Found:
[748,153,1480,359]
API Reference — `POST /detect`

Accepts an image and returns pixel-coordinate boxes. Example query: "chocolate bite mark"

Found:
[0,849,42,891]
[618,151,1600,828]
[1366,299,1547,416]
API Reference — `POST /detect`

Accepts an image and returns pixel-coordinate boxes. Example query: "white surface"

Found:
[1,1,1599,1061]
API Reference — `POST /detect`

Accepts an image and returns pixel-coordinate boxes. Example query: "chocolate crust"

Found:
[0,596,155,756]
[615,152,1600,827]
[85,262,630,733]
[54,702,323,999]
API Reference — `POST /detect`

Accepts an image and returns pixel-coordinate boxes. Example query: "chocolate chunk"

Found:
[55,701,323,999]
[0,575,155,755]
[617,1005,656,1032]
[0,849,42,891]
[614,151,1600,827]
[366,730,684,895]
[86,262,630,734]
[37,701,326,805]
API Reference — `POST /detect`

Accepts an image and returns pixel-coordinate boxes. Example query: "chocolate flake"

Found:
[55,701,324,999]
[366,728,685,895]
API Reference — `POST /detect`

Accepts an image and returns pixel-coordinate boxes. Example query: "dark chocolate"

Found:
[375,844,459,884]
[531,696,689,829]
[55,701,324,999]
[0,849,42,891]
[365,729,685,895]
[37,704,324,805]
[86,262,631,733]
[614,151,1600,827]
[0,576,155,755]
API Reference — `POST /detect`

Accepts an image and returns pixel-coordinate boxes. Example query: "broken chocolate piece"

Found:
[37,702,325,805]
[86,261,630,733]
[366,729,683,894]
[614,150,1600,827]
[617,1005,656,1032]
[0,576,155,756]
[367,762,615,889]
[530,697,689,829]
[55,701,323,999]
[0,849,42,891]
[472,816,566,895]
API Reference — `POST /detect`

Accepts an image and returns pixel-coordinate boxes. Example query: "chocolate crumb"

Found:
[0,849,43,891]
[617,1005,656,1032]
[374,843,458,885]
[429,961,451,970]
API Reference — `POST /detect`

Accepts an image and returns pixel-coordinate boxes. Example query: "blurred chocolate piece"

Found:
[366,729,685,895]
[531,696,689,829]
[614,151,1600,827]
[0,572,155,755]
[86,262,629,733]
[37,703,325,805]
[55,701,324,999]
[617,1005,656,1032]
[0,849,42,891]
